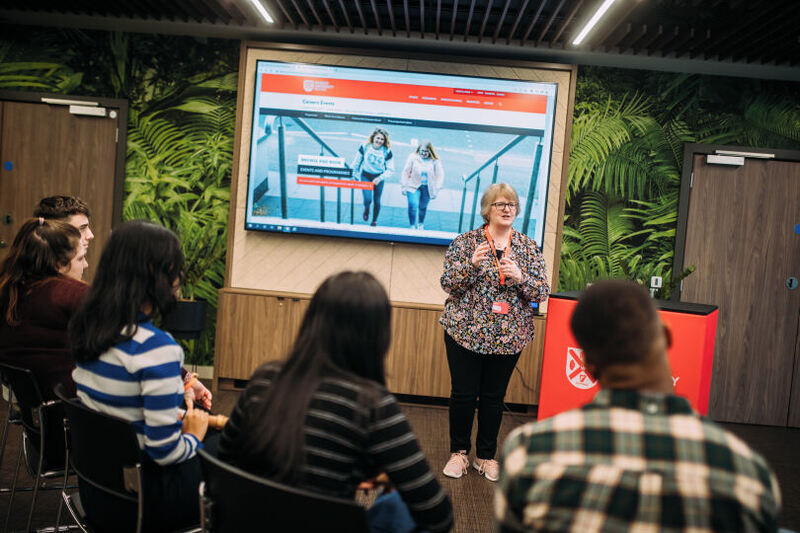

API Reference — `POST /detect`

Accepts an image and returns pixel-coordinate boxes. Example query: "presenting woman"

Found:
[439,183,549,482]
[70,220,209,532]
[400,140,445,230]
[0,218,88,400]
[218,271,453,533]
[352,127,394,227]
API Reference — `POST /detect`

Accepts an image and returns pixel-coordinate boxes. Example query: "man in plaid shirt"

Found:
[495,280,781,532]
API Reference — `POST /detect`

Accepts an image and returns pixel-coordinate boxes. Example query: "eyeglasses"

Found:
[491,202,518,211]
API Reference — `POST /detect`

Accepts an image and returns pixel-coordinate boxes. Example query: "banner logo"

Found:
[566,347,597,390]
[303,79,315,92]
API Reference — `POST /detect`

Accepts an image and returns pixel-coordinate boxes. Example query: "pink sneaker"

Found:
[442,451,469,479]
[473,458,500,482]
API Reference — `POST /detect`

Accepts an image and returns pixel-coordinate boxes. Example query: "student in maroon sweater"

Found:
[0,218,88,400]
[34,195,213,408]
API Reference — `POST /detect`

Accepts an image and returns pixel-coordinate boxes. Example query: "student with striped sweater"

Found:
[70,220,209,533]
[218,271,453,533]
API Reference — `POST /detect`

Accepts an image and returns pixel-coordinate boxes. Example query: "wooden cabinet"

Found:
[214,288,546,405]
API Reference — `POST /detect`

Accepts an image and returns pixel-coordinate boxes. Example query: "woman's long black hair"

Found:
[235,271,392,482]
[69,220,184,362]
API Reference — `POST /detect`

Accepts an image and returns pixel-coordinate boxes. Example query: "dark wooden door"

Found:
[681,155,800,425]
[0,100,120,281]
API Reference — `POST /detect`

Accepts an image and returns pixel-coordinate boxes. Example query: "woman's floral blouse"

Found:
[439,226,549,355]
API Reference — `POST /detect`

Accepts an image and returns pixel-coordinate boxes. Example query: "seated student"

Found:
[34,195,94,250]
[218,271,453,533]
[36,194,212,409]
[70,220,209,533]
[0,218,88,399]
[495,280,781,532]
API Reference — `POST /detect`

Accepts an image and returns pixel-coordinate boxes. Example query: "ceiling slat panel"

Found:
[449,0,459,40]
[352,0,368,33]
[3,0,799,70]
[491,0,512,44]
[504,0,531,44]
[536,0,567,46]
[368,0,383,35]
[463,0,477,42]
[476,0,493,42]
[306,0,326,29]
[274,0,298,28]
[321,0,340,31]
[520,0,548,46]
[551,0,584,45]
[337,0,354,32]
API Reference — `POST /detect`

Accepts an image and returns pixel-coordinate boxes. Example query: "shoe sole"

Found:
[442,467,466,479]
[472,461,499,482]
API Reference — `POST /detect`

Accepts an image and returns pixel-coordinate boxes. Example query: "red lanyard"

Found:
[484,226,512,286]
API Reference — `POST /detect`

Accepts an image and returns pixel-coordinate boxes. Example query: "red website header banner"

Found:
[261,74,548,114]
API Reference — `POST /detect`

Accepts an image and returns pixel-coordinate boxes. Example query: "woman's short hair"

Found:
[480,183,520,224]
[70,220,184,362]
[416,140,438,160]
[0,218,80,324]
[368,127,391,149]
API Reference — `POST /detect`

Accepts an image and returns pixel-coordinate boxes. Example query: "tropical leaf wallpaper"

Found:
[0,25,238,365]
[2,24,799,363]
[563,67,800,295]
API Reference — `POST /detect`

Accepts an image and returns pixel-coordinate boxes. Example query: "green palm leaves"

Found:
[562,90,684,295]
[0,42,82,92]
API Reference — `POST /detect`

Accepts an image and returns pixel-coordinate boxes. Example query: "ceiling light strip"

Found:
[572,0,617,45]
[248,0,274,24]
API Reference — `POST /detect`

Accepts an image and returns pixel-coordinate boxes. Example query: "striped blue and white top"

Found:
[72,320,200,465]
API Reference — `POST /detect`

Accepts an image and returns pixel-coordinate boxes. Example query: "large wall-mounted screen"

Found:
[245,60,558,246]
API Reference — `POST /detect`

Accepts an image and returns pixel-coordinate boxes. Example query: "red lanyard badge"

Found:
[484,226,512,286]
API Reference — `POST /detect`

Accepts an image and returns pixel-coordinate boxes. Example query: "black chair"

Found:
[0,362,70,533]
[197,449,369,533]
[54,384,201,533]
[54,383,143,533]
[0,365,22,483]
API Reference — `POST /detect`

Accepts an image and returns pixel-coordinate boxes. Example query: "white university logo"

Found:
[566,347,597,390]
[303,79,315,92]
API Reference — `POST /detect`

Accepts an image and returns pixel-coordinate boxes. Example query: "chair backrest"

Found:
[0,361,65,470]
[53,383,142,503]
[197,449,369,533]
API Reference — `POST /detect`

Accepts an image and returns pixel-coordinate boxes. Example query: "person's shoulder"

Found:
[39,276,89,304]
[133,321,180,353]
[700,417,775,474]
[42,275,88,292]
[458,227,483,242]
[513,231,538,247]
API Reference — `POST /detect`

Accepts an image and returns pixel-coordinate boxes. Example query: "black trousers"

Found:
[444,332,520,459]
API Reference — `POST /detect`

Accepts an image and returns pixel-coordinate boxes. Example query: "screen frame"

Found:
[225,41,577,308]
[243,58,559,248]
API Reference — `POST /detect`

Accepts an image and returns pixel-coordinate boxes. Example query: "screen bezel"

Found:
[243,58,559,248]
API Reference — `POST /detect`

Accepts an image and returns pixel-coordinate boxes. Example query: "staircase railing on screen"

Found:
[457,135,544,235]
[275,116,355,224]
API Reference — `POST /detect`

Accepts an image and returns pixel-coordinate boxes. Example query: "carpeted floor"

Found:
[1,386,799,532]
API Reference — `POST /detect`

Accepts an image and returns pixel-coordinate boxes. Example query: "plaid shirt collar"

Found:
[588,388,696,416]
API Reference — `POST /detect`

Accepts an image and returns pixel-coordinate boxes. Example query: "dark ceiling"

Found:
[1,1,799,80]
